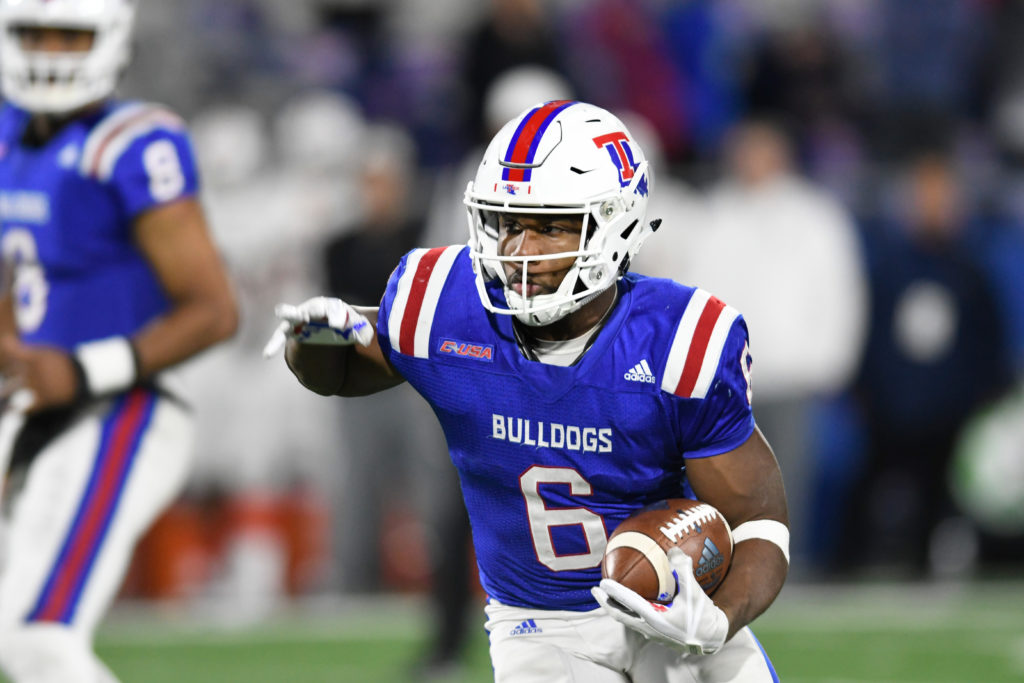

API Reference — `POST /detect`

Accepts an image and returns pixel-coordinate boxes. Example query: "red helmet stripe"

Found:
[501,100,576,182]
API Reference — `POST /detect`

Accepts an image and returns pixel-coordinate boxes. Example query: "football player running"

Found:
[266,100,788,682]
[0,1,237,681]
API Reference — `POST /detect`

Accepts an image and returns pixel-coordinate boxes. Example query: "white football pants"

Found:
[485,599,778,683]
[0,388,193,683]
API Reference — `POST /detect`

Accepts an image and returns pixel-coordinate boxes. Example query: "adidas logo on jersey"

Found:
[695,537,724,578]
[509,619,542,636]
[624,359,656,383]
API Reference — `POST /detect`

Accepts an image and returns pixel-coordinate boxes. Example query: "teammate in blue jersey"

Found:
[0,2,237,681]
[266,101,788,682]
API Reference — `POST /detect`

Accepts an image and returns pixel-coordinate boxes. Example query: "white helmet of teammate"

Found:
[464,100,655,326]
[0,0,136,114]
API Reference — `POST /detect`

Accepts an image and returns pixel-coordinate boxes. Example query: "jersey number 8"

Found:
[143,139,186,203]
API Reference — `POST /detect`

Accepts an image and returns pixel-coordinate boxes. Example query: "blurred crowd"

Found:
[111,0,1024,673]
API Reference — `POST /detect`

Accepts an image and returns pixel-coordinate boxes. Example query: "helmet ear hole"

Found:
[619,220,638,241]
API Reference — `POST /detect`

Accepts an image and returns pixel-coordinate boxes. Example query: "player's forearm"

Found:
[0,295,15,339]
[285,338,405,397]
[713,540,788,640]
[132,290,238,378]
[272,304,403,397]
[284,340,351,396]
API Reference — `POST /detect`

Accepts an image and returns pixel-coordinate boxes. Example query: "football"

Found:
[601,498,733,603]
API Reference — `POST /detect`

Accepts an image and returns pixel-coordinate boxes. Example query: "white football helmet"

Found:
[0,0,136,114]
[464,100,655,326]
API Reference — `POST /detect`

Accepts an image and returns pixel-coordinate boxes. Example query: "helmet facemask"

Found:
[464,101,655,327]
[0,0,135,115]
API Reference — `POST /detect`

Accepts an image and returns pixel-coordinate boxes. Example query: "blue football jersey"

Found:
[378,245,756,611]
[0,100,200,349]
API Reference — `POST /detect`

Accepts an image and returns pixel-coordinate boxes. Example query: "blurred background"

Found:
[23,0,1024,680]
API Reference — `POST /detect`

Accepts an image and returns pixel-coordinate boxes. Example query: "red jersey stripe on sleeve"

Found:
[388,245,463,358]
[80,103,184,180]
[674,296,727,397]
[661,290,740,399]
[398,247,446,355]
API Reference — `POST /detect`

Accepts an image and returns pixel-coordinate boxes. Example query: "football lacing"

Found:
[657,504,720,543]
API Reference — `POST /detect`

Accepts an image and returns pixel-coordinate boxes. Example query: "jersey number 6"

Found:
[1,228,48,334]
[520,466,607,571]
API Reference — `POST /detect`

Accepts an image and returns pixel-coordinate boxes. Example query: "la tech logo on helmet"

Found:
[593,132,640,188]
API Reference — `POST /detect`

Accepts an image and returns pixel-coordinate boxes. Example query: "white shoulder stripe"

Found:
[413,245,461,358]
[661,289,711,395]
[80,104,184,180]
[388,245,462,358]
[692,305,739,399]
[81,102,149,163]
[661,289,739,399]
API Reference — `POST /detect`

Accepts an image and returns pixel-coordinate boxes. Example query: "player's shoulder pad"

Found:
[384,244,467,359]
[659,287,743,400]
[78,101,186,180]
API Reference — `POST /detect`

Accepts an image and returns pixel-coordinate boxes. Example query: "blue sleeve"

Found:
[108,126,200,218]
[375,251,413,361]
[682,316,756,458]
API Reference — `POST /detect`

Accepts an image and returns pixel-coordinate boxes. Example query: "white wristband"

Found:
[731,520,790,564]
[74,336,138,397]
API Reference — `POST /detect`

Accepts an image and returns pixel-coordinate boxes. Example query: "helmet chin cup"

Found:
[0,0,136,114]
[505,284,609,327]
[464,100,654,326]
[506,290,572,327]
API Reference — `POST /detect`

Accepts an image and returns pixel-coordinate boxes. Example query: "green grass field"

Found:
[7,580,1023,682]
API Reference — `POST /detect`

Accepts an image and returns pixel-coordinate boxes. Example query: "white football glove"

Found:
[592,548,730,656]
[262,296,373,358]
